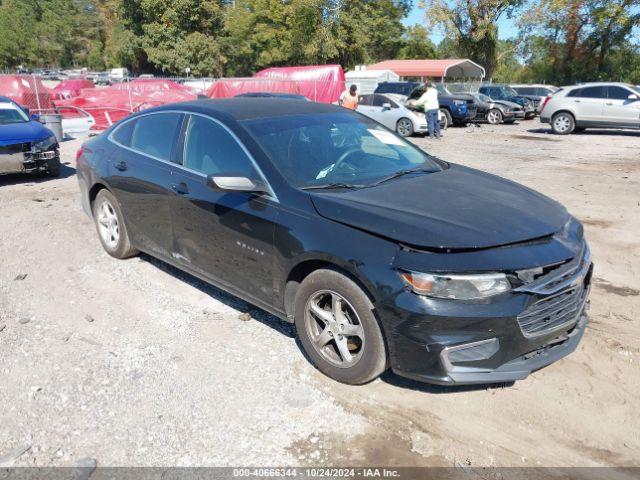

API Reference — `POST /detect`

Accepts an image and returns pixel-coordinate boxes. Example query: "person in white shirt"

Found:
[412,81,441,139]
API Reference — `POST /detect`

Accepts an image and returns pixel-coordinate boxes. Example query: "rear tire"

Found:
[551,112,575,135]
[92,189,138,259]
[396,118,414,137]
[294,269,387,385]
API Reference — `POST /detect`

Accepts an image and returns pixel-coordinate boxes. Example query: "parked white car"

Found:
[540,82,640,134]
[356,93,445,137]
[109,68,130,83]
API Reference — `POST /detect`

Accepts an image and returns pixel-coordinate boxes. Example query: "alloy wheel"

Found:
[553,115,571,133]
[304,290,365,368]
[97,199,120,249]
[396,119,413,137]
[487,109,502,124]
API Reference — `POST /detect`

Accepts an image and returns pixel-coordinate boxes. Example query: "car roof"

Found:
[569,82,632,88]
[0,96,14,103]
[150,98,343,122]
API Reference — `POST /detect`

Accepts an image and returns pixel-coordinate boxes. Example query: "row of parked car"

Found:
[367,80,640,137]
[363,81,554,136]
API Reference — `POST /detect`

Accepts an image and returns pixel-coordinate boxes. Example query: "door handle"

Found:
[114,160,127,171]
[605,102,613,106]
[574,100,581,103]
[170,182,189,195]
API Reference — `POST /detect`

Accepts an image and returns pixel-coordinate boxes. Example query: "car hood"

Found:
[493,99,522,110]
[309,164,569,250]
[0,121,53,145]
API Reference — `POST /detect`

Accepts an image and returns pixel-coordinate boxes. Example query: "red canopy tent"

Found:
[365,59,485,81]
[206,64,346,103]
[53,79,94,100]
[0,75,54,111]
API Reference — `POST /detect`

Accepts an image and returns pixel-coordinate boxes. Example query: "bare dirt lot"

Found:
[1,120,638,469]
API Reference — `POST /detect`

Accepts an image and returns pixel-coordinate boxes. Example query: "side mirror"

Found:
[30,113,40,122]
[207,174,267,194]
[628,94,638,101]
[382,102,391,111]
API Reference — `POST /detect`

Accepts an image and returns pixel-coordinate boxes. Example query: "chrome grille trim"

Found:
[517,285,589,338]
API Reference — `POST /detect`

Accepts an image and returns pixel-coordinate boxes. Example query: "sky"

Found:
[403,5,519,44]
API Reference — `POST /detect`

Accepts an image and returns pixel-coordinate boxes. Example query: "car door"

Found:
[168,113,279,305]
[107,112,183,258]
[604,86,640,127]
[569,86,606,122]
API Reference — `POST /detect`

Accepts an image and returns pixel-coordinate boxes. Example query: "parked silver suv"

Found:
[540,82,640,134]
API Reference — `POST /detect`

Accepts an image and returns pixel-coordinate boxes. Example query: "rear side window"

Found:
[182,115,256,177]
[129,113,182,161]
[515,87,534,95]
[111,119,135,146]
[575,86,606,99]
[607,86,633,100]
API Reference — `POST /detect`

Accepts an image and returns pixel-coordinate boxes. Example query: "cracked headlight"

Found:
[400,271,511,299]
[32,135,57,151]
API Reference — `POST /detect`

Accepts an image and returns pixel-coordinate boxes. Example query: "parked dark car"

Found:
[77,99,592,386]
[470,93,525,124]
[0,96,60,177]
[479,84,537,119]
[374,81,421,97]
[405,84,478,127]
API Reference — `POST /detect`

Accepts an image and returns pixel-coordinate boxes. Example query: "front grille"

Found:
[517,285,588,337]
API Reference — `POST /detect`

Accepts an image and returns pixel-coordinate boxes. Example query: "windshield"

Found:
[243,112,442,189]
[505,86,519,96]
[0,102,29,124]
[435,84,450,95]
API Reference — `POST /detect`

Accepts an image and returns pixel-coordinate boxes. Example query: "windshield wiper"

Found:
[301,182,363,191]
[370,168,434,187]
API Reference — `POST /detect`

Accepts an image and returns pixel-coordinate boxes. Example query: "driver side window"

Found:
[182,115,255,177]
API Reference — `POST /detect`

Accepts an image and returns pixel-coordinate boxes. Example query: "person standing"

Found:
[413,81,441,139]
[339,84,359,110]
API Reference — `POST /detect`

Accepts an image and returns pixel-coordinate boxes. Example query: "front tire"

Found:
[92,189,138,259]
[487,108,503,124]
[294,269,387,385]
[440,108,452,129]
[551,112,575,135]
[396,118,414,137]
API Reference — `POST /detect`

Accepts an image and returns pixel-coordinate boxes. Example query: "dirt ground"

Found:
[0,119,638,469]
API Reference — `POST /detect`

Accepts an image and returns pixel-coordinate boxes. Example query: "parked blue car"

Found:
[0,96,60,177]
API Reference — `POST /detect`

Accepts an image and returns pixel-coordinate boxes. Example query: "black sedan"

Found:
[77,99,592,386]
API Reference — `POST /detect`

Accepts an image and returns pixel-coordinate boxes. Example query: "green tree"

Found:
[420,0,524,78]
[518,0,640,83]
[397,24,437,59]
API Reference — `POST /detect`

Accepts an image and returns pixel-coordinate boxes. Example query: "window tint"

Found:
[607,86,633,100]
[182,115,256,177]
[576,86,606,99]
[515,87,534,95]
[372,95,389,107]
[358,94,373,106]
[130,113,182,160]
[112,119,136,146]
[567,88,581,97]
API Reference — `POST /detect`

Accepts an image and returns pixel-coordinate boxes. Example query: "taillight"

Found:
[540,95,551,113]
[76,146,84,161]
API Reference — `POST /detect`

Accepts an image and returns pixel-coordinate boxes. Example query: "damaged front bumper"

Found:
[0,142,60,175]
